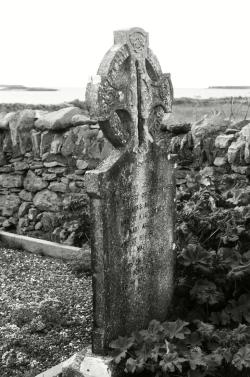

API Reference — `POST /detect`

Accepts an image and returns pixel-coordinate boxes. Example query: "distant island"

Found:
[0,84,58,92]
[209,86,250,89]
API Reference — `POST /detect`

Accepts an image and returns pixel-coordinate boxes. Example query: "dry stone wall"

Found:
[0,106,112,246]
[1,107,249,247]
[165,112,250,209]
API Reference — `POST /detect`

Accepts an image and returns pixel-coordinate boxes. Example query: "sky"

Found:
[0,0,249,88]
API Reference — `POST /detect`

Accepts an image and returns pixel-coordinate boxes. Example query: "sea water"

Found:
[0,87,250,105]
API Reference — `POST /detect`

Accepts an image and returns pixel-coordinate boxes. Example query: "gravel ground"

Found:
[0,246,92,377]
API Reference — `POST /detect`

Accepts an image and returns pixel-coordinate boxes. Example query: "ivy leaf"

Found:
[217,247,241,269]
[188,347,207,370]
[216,347,232,363]
[210,310,230,325]
[190,280,224,305]
[194,320,215,338]
[138,320,163,343]
[180,244,213,272]
[223,294,250,324]
[159,352,186,373]
[109,336,134,363]
[125,357,144,373]
[232,324,250,342]
[243,250,250,262]
[149,344,161,362]
[232,345,250,370]
[227,262,250,280]
[187,331,202,346]
[162,319,191,339]
[204,351,223,371]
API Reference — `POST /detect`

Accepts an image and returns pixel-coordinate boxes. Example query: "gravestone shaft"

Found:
[85,27,175,355]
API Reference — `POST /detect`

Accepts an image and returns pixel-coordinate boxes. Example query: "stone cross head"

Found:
[86,27,173,149]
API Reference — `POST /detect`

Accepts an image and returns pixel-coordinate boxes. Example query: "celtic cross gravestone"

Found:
[85,27,175,356]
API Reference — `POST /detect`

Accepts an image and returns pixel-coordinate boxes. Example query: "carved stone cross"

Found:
[86,27,173,149]
[85,27,175,356]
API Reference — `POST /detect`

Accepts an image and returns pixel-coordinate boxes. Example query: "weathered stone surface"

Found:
[2,219,11,228]
[42,173,57,181]
[0,112,15,130]
[48,167,66,174]
[85,27,175,354]
[35,221,42,230]
[48,182,67,193]
[68,181,80,193]
[50,134,63,154]
[75,169,85,175]
[0,151,6,167]
[33,189,61,212]
[40,131,53,156]
[40,211,57,231]
[192,112,229,148]
[13,160,29,171]
[63,232,75,246]
[62,347,115,377]
[61,129,76,157]
[31,130,41,157]
[231,165,248,174]
[17,216,29,231]
[35,107,81,131]
[67,174,86,181]
[0,174,23,188]
[0,194,20,216]
[228,138,245,164]
[19,189,33,202]
[0,165,13,173]
[214,156,227,166]
[28,207,38,221]
[2,132,12,154]
[76,160,88,170]
[71,113,98,126]
[18,202,31,217]
[239,123,250,163]
[29,161,42,169]
[214,134,235,149]
[24,170,48,192]
[8,110,36,155]
[43,154,66,168]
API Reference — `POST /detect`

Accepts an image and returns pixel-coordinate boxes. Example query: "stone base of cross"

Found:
[62,27,175,377]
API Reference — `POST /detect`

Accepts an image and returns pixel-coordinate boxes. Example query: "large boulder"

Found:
[24,170,48,192]
[34,107,81,131]
[33,189,61,212]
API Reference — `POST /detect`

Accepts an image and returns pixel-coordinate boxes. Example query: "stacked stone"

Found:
[0,106,112,245]
[165,112,250,205]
